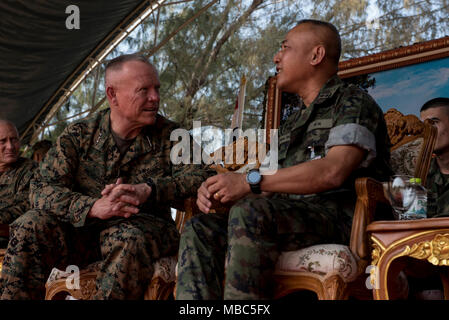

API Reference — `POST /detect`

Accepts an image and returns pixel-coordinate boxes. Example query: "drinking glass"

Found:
[385,175,416,220]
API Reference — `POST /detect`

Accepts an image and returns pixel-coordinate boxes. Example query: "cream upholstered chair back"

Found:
[385,108,437,184]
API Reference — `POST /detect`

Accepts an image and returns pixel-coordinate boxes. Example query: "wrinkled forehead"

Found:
[122,60,158,75]
[0,121,19,137]
[107,60,159,85]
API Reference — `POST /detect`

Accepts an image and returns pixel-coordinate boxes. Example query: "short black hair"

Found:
[296,19,342,66]
[420,97,449,112]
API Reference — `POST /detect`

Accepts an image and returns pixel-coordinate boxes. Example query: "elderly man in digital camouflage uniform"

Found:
[0,54,211,300]
[0,120,36,228]
[176,19,393,299]
[421,97,449,218]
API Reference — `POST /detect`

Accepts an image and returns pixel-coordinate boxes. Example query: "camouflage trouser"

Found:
[0,209,179,300]
[0,207,24,225]
[0,208,28,249]
[176,194,353,300]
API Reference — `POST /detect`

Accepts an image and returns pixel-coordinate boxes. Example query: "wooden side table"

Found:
[367,217,449,299]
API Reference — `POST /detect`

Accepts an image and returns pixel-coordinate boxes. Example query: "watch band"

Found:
[146,178,157,201]
[249,183,262,194]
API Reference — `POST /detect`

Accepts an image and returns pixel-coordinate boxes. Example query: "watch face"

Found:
[247,170,261,184]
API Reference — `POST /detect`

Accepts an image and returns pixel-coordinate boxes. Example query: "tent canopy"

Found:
[0,0,152,144]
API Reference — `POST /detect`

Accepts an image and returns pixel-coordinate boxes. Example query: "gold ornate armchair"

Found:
[44,198,200,300]
[271,104,437,300]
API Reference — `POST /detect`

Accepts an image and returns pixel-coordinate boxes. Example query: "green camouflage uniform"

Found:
[176,75,393,299]
[0,157,36,226]
[426,158,449,218]
[0,108,211,300]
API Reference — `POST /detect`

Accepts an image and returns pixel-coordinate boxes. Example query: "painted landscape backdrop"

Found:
[366,56,449,116]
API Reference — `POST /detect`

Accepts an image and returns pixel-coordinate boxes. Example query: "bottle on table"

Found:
[404,177,427,220]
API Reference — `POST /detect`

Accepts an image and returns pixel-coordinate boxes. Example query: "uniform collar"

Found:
[94,108,155,157]
[310,74,342,106]
[291,74,342,129]
[93,109,113,151]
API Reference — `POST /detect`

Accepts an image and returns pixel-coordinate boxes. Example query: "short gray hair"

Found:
[104,53,156,86]
[105,53,153,74]
[0,119,19,135]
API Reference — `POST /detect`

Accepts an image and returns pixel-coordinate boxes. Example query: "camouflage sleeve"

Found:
[324,86,382,167]
[0,160,37,223]
[150,136,215,208]
[151,163,214,208]
[11,160,37,217]
[30,125,97,227]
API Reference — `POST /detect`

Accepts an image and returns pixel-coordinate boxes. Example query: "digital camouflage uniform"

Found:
[0,108,211,300]
[426,158,449,218]
[0,157,36,225]
[0,157,37,248]
[176,75,393,299]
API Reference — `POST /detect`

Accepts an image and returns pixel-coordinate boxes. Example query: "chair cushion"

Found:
[47,267,74,284]
[46,261,101,284]
[390,137,423,176]
[274,244,359,282]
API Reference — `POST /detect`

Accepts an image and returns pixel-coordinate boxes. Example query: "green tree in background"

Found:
[37,0,449,145]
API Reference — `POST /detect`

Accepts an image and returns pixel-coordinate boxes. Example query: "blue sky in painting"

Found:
[367,56,449,116]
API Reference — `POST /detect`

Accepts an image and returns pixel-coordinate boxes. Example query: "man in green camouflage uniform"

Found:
[0,120,36,240]
[176,20,392,299]
[421,97,449,218]
[0,54,211,299]
[398,97,449,300]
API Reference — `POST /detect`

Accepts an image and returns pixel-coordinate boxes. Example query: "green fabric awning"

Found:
[0,0,152,144]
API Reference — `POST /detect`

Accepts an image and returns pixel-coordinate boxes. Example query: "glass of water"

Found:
[385,175,416,220]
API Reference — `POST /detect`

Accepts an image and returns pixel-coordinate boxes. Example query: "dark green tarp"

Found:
[0,0,151,143]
